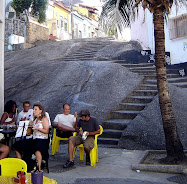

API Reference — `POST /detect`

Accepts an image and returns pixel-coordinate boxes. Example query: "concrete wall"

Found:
[73,13,83,39]
[131,7,153,51]
[0,0,5,117]
[26,19,49,43]
[130,4,187,64]
[165,4,187,64]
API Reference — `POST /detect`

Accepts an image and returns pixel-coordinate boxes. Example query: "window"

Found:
[60,16,63,28]
[169,14,187,39]
[75,23,78,38]
[64,18,68,32]
[83,24,86,33]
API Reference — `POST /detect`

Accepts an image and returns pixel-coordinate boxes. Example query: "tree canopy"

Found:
[11,0,48,23]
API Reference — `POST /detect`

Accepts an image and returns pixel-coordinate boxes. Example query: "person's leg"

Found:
[13,139,23,159]
[15,150,22,159]
[63,136,82,168]
[83,136,95,165]
[0,144,10,159]
[68,139,75,161]
[35,150,42,171]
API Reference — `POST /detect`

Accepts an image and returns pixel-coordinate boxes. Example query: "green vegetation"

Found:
[11,0,48,23]
[108,28,115,36]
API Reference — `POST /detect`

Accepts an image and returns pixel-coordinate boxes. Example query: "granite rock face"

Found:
[4,39,142,122]
[118,84,187,150]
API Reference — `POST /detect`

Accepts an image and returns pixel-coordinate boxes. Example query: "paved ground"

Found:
[42,144,179,184]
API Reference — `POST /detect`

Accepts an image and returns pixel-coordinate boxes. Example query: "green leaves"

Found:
[11,0,33,14]
[11,0,47,23]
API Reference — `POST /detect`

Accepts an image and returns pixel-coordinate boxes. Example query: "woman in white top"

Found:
[0,100,17,125]
[32,103,49,171]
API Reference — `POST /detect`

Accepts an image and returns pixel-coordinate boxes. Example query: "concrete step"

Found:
[63,55,94,59]
[172,82,187,88]
[137,84,157,90]
[110,110,140,119]
[130,66,156,70]
[143,73,181,79]
[98,137,119,145]
[130,69,156,75]
[62,58,94,61]
[168,77,187,83]
[69,52,97,56]
[98,144,119,148]
[131,89,158,96]
[101,129,123,139]
[145,77,187,84]
[121,63,155,68]
[118,103,146,111]
[122,96,154,103]
[102,119,130,130]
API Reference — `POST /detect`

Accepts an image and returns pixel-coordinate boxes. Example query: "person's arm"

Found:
[0,113,8,125]
[16,112,21,124]
[86,128,100,136]
[33,117,49,134]
[52,121,58,128]
[52,115,58,128]
[73,112,78,128]
[0,113,16,125]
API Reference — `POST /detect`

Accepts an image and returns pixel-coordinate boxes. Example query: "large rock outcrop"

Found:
[4,39,142,122]
[119,84,187,150]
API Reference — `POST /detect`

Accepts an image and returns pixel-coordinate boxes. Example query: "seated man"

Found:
[52,104,77,138]
[16,101,33,124]
[63,109,100,168]
[14,101,34,159]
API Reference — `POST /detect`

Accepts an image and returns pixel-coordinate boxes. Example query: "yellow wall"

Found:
[73,6,98,21]
[53,4,70,32]
[73,6,89,17]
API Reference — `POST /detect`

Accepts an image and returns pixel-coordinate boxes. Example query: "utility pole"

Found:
[70,0,74,39]
[0,0,5,117]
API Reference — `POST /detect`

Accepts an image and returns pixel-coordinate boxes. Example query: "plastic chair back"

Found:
[51,128,69,155]
[0,158,27,176]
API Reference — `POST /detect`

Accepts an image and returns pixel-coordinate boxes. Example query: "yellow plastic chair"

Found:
[0,158,27,176]
[51,128,69,155]
[73,125,103,167]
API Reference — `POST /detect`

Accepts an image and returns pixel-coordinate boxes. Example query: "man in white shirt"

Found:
[16,101,33,124]
[14,101,34,160]
[53,104,77,138]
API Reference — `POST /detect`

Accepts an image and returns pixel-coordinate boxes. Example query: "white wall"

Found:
[0,0,5,116]
[165,4,187,64]
[73,12,84,39]
[131,7,153,51]
[46,1,54,20]
[131,4,187,64]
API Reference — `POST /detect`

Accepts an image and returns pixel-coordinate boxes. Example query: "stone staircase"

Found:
[61,40,113,61]
[99,61,187,146]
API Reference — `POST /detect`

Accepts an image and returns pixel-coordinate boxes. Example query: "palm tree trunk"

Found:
[153,6,185,162]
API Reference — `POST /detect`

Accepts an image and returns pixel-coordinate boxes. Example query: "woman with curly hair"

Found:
[32,103,49,171]
[0,100,17,125]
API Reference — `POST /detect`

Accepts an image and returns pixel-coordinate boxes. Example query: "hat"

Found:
[78,109,90,117]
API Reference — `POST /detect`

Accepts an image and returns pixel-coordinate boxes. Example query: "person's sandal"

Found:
[63,160,74,168]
